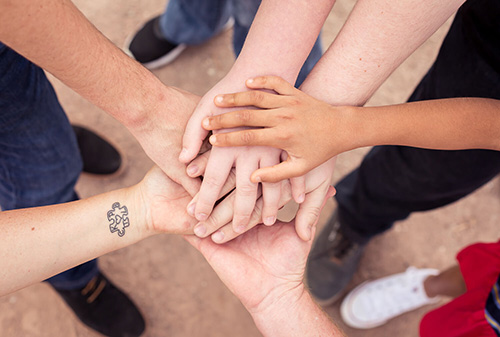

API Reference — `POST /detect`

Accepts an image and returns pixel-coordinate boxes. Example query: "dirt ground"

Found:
[1,1,499,336]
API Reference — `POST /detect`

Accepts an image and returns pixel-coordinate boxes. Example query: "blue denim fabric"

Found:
[0,42,98,290]
[335,0,500,244]
[158,0,322,86]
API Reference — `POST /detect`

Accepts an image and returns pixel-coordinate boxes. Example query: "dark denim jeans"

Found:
[158,0,323,86]
[336,0,500,244]
[0,42,98,289]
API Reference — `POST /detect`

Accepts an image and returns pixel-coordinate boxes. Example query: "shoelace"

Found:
[81,276,107,304]
[325,220,358,261]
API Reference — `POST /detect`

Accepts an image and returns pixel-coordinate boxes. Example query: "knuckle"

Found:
[202,175,223,190]
[240,130,255,145]
[238,182,257,196]
[238,109,252,122]
[249,91,264,103]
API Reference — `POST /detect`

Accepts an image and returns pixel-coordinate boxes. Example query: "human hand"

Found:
[136,166,198,235]
[186,151,335,242]
[184,187,335,313]
[128,87,202,197]
[179,76,305,232]
[203,75,358,182]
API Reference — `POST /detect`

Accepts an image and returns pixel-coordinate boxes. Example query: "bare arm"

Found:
[300,0,466,105]
[202,76,500,182]
[0,167,196,296]
[180,0,336,240]
[0,0,201,195]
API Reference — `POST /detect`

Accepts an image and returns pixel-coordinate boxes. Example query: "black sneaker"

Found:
[52,272,146,337]
[72,125,122,175]
[125,16,187,70]
[306,210,366,305]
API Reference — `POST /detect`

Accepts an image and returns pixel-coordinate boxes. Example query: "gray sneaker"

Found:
[306,210,366,305]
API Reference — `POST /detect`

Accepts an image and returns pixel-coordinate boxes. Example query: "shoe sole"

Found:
[123,17,234,70]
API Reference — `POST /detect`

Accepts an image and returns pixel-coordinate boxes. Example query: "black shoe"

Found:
[52,272,145,337]
[306,210,366,305]
[125,16,187,70]
[72,125,122,175]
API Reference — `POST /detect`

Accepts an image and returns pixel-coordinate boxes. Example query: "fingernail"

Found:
[264,216,276,226]
[305,228,312,241]
[212,231,225,243]
[215,95,223,103]
[196,212,208,221]
[253,175,262,183]
[187,164,198,176]
[194,224,207,237]
[247,78,254,84]
[187,203,196,216]
[297,193,305,203]
[179,148,188,160]
[202,118,210,128]
[209,135,217,144]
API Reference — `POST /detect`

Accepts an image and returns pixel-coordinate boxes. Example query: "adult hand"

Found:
[203,76,356,182]
[137,166,198,235]
[185,220,313,313]
[129,87,202,197]
[179,76,305,232]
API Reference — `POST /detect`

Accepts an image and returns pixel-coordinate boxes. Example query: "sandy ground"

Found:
[1,1,499,336]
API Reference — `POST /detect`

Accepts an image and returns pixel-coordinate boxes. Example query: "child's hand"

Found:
[202,76,357,183]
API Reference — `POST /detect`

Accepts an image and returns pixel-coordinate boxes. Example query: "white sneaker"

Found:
[340,267,440,329]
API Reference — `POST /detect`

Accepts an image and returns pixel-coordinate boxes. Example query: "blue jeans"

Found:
[335,0,500,244]
[158,0,322,86]
[0,42,98,290]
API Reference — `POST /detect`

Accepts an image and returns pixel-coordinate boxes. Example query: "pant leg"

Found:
[335,0,500,244]
[231,0,323,87]
[0,42,98,290]
[158,0,233,45]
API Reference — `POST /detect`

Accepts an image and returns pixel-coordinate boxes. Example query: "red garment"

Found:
[420,241,500,337]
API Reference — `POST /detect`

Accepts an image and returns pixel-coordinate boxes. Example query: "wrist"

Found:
[250,283,307,334]
[127,183,156,240]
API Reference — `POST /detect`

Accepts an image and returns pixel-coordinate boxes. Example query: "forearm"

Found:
[0,0,171,127]
[228,0,335,84]
[0,186,152,296]
[350,98,500,151]
[301,0,465,105]
[251,287,344,337]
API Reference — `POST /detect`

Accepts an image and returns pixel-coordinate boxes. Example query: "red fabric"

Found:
[420,241,500,337]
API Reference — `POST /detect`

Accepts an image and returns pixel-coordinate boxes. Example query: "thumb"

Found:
[179,111,209,163]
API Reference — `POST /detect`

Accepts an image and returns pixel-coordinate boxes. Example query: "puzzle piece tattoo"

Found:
[107,202,130,237]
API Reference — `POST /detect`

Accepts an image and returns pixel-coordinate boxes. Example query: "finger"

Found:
[180,103,211,163]
[245,76,297,96]
[209,128,279,148]
[193,179,259,238]
[214,90,288,109]
[232,156,259,233]
[250,158,308,183]
[202,109,275,130]
[260,156,281,226]
[211,196,264,244]
[194,151,234,221]
[186,151,211,177]
[295,184,331,241]
[290,175,306,204]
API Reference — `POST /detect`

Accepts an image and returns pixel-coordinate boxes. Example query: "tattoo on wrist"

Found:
[107,202,130,237]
